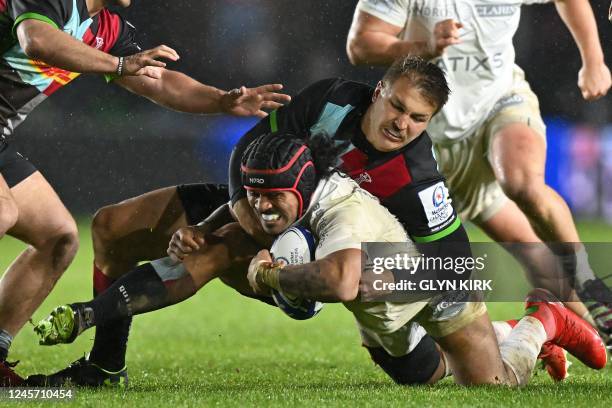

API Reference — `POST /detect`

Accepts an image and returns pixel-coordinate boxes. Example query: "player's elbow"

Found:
[346,36,369,66]
[16,22,47,59]
[324,253,361,302]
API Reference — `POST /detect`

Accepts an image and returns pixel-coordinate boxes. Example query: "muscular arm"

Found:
[346,10,426,65]
[279,248,361,302]
[553,0,610,100]
[115,70,227,113]
[16,19,119,74]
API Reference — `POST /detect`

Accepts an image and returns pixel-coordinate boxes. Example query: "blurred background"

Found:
[10,0,612,220]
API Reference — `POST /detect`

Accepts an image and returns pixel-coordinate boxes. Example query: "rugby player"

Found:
[0,0,290,386]
[31,57,578,386]
[346,0,612,346]
[34,132,607,386]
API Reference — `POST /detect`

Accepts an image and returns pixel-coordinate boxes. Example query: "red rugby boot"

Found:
[525,288,607,369]
[506,318,569,380]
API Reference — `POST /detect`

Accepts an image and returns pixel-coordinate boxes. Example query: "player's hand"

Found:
[221,84,292,118]
[167,226,206,262]
[430,19,463,58]
[247,249,274,295]
[122,45,180,79]
[578,62,611,101]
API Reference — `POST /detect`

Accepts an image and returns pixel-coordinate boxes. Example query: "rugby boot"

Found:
[34,304,85,345]
[525,288,607,369]
[506,319,569,380]
[577,277,612,352]
[539,342,570,381]
[0,360,24,386]
[26,356,127,388]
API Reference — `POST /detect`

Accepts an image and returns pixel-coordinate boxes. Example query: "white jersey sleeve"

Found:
[357,0,410,28]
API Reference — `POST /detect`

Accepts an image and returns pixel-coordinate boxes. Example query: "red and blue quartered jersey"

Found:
[0,0,141,136]
[229,78,462,243]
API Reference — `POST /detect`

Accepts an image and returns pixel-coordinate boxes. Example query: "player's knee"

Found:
[500,177,545,214]
[366,334,441,385]
[91,204,122,245]
[0,197,18,235]
[36,221,79,277]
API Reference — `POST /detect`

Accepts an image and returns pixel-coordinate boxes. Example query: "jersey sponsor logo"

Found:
[435,52,503,73]
[418,182,453,228]
[409,3,453,18]
[354,172,372,185]
[475,4,519,17]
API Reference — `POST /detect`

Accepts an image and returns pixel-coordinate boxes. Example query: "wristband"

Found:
[257,262,283,291]
[116,56,124,76]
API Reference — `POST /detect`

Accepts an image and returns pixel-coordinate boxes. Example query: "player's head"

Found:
[241,132,335,235]
[363,56,449,152]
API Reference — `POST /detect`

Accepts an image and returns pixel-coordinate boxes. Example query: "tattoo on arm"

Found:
[279,261,335,300]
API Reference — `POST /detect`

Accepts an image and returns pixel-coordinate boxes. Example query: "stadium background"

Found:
[8,0,611,220]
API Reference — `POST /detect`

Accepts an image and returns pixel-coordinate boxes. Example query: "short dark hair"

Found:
[381,56,450,113]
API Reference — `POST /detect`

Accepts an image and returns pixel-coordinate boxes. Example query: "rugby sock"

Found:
[72,263,169,331]
[491,320,517,344]
[88,265,132,372]
[499,316,547,386]
[0,329,12,362]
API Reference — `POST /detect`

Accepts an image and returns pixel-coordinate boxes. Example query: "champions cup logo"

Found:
[355,172,372,185]
[432,185,445,208]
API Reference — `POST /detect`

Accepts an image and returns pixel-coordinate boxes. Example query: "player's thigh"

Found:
[93,183,229,259]
[486,87,547,194]
[0,173,18,234]
[8,171,77,251]
[433,311,509,385]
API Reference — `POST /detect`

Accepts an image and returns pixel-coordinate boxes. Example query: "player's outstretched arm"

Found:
[248,248,361,302]
[15,19,178,78]
[554,0,611,100]
[346,10,461,65]
[115,70,290,116]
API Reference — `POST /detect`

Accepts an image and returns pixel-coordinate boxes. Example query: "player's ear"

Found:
[372,81,384,102]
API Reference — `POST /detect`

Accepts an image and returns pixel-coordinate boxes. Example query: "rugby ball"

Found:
[270,225,324,320]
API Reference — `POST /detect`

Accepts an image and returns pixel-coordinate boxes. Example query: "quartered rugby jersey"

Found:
[0,0,141,136]
[229,78,461,243]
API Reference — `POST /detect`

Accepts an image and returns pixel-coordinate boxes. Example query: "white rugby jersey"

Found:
[358,0,552,142]
[300,172,427,334]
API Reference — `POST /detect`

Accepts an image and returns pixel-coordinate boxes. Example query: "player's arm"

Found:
[15,19,178,78]
[114,72,289,117]
[553,0,611,100]
[346,7,462,65]
[248,248,361,302]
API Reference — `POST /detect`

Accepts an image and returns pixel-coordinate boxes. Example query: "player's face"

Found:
[363,77,437,152]
[247,190,300,235]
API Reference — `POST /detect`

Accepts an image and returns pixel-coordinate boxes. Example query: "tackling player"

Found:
[0,0,290,386]
[346,0,612,346]
[34,132,607,386]
[31,57,582,386]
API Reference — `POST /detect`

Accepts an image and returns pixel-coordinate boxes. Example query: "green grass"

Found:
[1,221,611,407]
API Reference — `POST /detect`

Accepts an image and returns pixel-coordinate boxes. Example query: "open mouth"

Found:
[261,213,281,222]
[382,128,402,143]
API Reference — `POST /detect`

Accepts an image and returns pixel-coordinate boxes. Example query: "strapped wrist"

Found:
[116,56,124,76]
[258,262,283,291]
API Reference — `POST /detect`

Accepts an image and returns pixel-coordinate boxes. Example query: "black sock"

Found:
[88,267,133,372]
[75,263,169,331]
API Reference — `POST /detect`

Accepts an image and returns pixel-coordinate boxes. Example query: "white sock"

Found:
[499,316,547,386]
[574,246,596,288]
[492,321,513,344]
